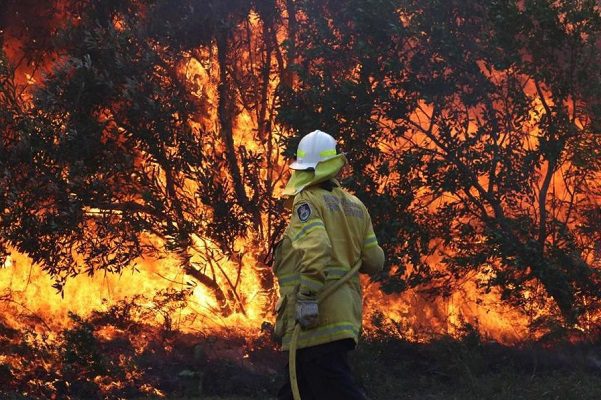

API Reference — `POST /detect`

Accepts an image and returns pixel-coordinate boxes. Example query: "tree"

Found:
[0,0,291,316]
[1,0,599,333]
[278,0,601,327]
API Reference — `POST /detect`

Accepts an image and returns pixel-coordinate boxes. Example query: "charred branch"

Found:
[216,30,250,211]
[183,263,232,318]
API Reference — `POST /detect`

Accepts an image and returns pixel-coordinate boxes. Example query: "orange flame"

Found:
[1,2,599,348]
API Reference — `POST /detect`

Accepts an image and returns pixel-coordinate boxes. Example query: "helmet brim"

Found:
[289,160,318,170]
[289,153,346,170]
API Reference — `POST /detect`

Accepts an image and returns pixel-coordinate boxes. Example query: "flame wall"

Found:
[1,0,599,345]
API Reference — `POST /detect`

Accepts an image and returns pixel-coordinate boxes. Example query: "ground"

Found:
[162,369,600,399]
[2,314,600,400]
[159,333,601,400]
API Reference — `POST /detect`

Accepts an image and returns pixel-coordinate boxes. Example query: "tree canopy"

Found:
[1,0,599,331]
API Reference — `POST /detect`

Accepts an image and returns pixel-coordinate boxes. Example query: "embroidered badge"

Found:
[297,203,312,222]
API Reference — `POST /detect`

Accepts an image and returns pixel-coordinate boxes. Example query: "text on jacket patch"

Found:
[322,194,363,218]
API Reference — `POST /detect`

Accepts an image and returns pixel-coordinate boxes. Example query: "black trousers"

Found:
[277,339,367,400]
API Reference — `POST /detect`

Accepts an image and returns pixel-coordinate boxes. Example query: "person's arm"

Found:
[290,196,332,297]
[360,213,385,276]
[289,195,332,329]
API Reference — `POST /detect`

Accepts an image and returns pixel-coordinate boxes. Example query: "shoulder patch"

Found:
[296,202,312,222]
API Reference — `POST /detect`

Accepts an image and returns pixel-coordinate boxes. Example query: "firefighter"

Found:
[273,130,385,400]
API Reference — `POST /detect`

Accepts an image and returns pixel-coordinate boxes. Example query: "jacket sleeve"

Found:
[360,213,385,276]
[289,196,332,298]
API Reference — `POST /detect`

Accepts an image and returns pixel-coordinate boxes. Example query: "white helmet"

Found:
[290,130,338,170]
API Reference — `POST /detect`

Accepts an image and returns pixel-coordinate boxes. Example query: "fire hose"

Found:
[288,259,362,400]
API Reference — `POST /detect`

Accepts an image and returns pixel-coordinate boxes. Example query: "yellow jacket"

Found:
[273,180,385,350]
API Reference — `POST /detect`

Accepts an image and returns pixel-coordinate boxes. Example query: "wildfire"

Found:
[1,0,599,359]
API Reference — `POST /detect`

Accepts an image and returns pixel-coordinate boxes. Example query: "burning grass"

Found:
[0,289,278,400]
[1,293,599,400]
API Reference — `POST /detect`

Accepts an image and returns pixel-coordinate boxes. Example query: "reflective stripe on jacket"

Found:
[273,180,385,350]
